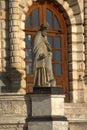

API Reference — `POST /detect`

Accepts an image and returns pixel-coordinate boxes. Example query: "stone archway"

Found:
[19,0,84,102]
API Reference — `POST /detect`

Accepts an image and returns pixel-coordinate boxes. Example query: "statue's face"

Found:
[41,29,47,37]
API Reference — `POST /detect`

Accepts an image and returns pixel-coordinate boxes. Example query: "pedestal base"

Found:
[27,87,68,130]
[27,116,68,130]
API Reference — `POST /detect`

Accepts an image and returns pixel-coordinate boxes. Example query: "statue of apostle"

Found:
[32,22,56,87]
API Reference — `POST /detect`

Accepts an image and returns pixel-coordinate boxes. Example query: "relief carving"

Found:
[1,101,12,114]
[0,100,27,114]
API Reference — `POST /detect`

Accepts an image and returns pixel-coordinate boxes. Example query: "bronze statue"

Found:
[32,23,56,87]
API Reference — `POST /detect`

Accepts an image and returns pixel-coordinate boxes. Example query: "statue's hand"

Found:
[39,53,45,60]
[48,46,52,52]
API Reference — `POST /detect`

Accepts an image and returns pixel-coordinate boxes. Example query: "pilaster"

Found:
[84,0,87,102]
[0,0,10,91]
[0,9,2,92]
[9,0,23,92]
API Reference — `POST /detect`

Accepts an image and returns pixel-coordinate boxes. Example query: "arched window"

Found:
[25,1,69,101]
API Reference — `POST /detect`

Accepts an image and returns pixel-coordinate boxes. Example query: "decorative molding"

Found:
[0,94,30,115]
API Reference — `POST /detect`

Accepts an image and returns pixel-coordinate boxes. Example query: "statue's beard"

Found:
[41,31,47,37]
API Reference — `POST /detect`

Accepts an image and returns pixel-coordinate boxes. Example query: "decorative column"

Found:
[84,0,87,102]
[8,0,22,92]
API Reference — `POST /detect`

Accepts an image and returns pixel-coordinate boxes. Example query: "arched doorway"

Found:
[25,1,69,101]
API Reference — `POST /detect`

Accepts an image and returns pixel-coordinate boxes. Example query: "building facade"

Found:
[0,0,87,129]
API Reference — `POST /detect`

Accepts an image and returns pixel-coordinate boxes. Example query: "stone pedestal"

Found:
[27,87,69,130]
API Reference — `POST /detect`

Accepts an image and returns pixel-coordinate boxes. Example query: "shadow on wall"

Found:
[0,68,22,93]
[23,94,32,130]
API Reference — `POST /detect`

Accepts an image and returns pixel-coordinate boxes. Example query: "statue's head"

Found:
[40,22,49,37]
[40,22,49,30]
